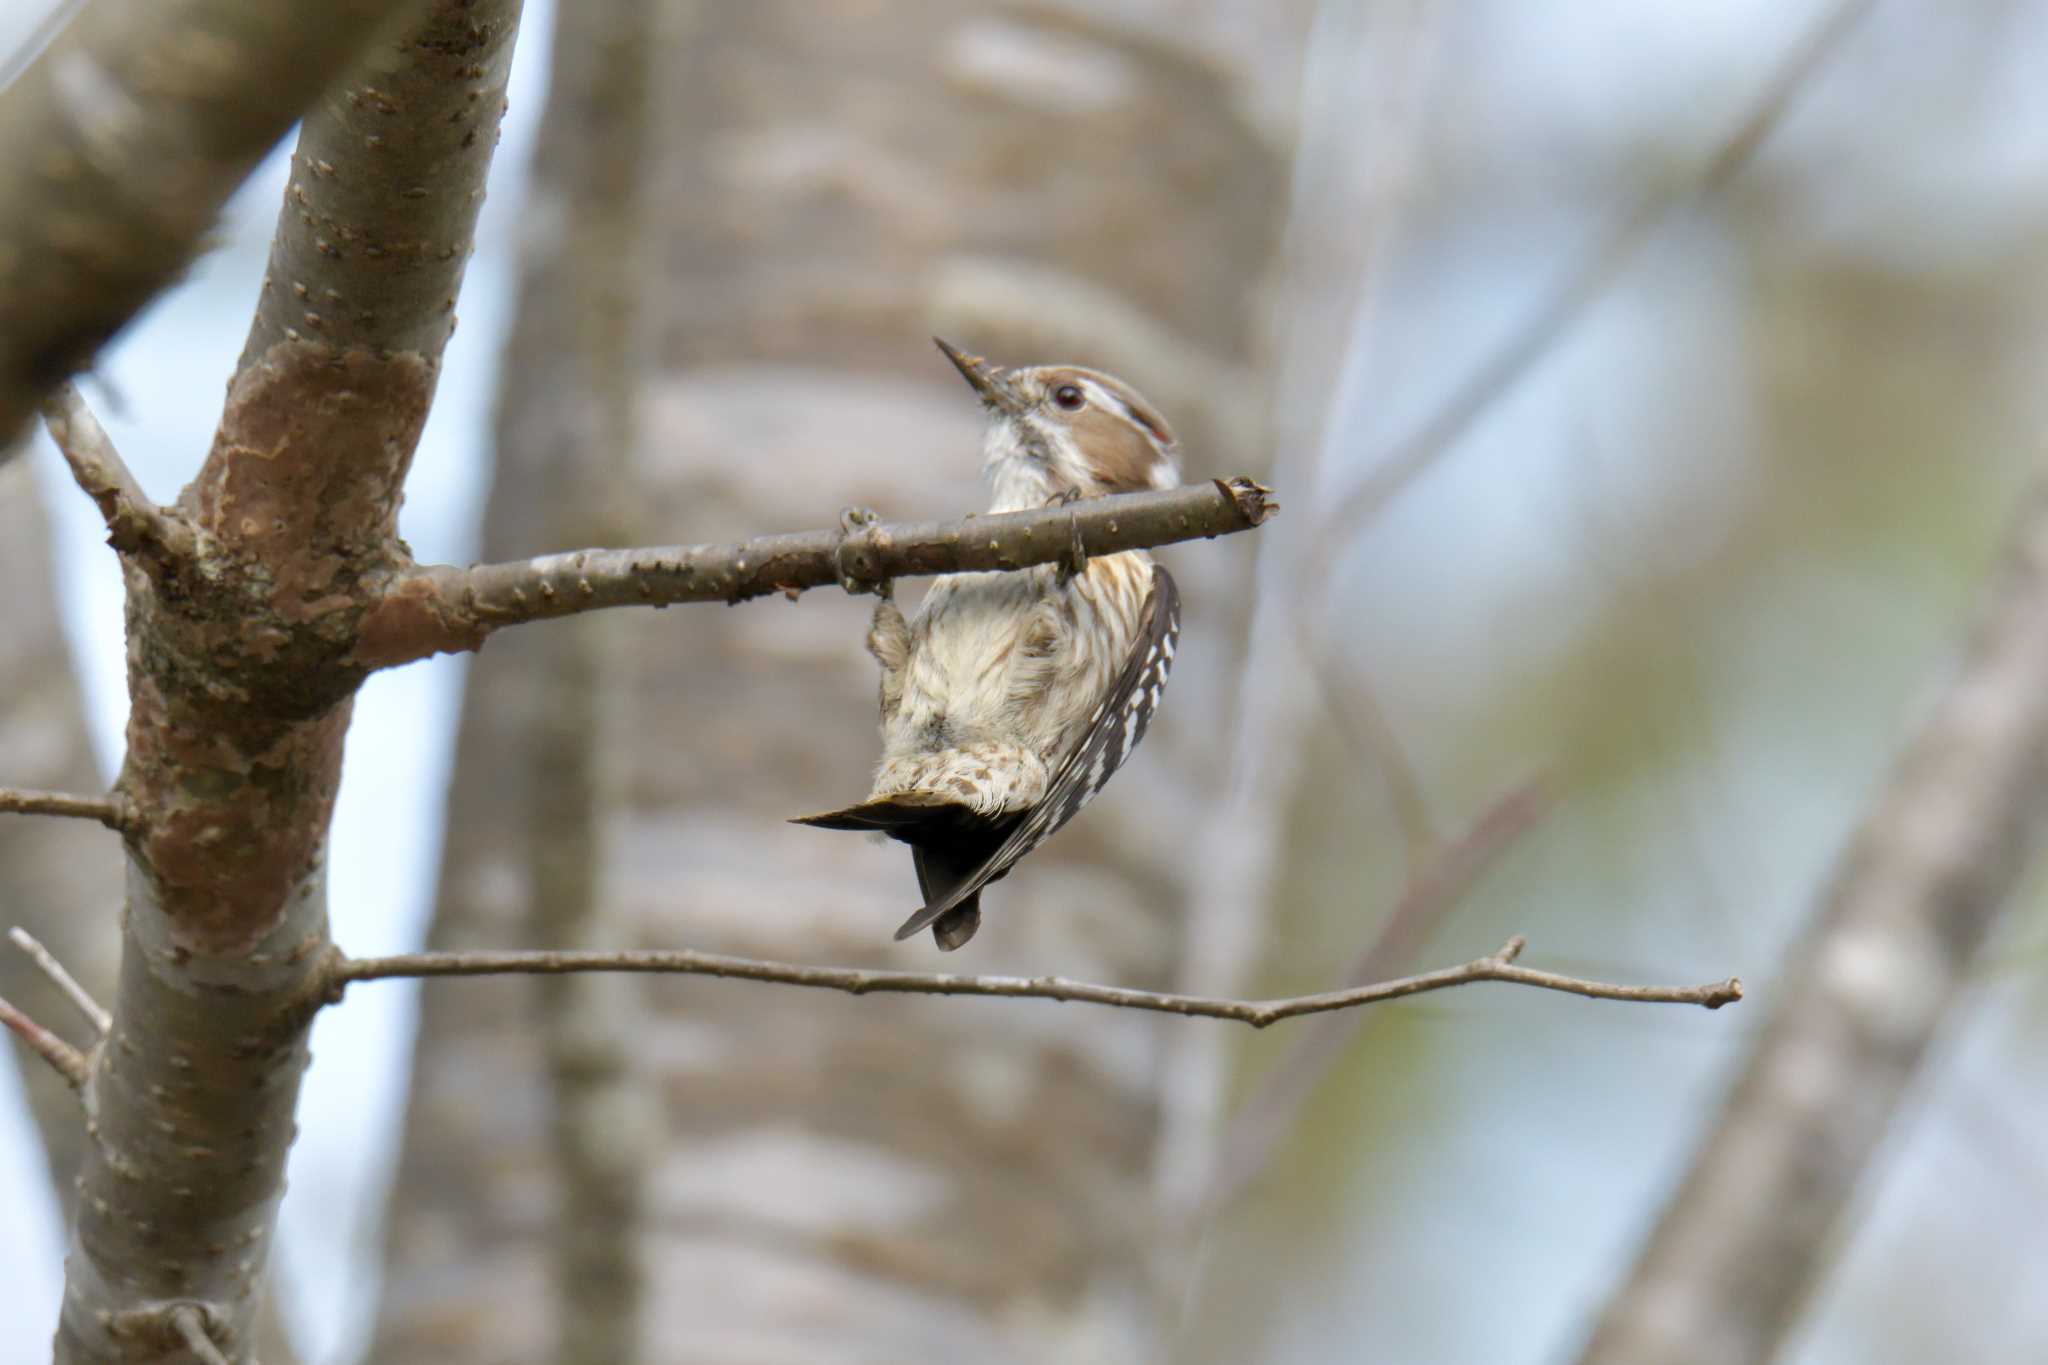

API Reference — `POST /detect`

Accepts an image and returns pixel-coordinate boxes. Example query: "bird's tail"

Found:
[903,843,984,950]
[791,796,1006,950]
[789,795,953,832]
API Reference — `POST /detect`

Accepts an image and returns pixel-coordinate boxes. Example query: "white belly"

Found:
[869,552,1151,815]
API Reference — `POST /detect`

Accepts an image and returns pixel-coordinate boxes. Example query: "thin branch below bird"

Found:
[327,935,1740,1027]
[1207,775,1557,1209]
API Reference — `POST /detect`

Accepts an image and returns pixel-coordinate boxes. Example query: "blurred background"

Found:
[3,1,2047,1361]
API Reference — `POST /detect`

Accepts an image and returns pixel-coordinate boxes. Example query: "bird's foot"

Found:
[837,505,892,599]
[1046,488,1088,585]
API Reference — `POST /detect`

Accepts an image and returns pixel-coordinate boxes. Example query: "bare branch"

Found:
[0,785,130,831]
[1309,0,1876,553]
[0,994,89,1090]
[1307,649,1444,872]
[351,477,1281,668]
[10,928,111,1037]
[1210,775,1557,1208]
[1281,12,1882,1019]
[1342,774,1557,988]
[330,935,1739,1026]
[1580,470,2048,1365]
[0,0,428,450]
[39,383,192,561]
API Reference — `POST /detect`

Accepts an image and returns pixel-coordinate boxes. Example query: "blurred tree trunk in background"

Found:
[372,1,1301,1360]
[0,460,119,1207]
[368,1,658,1359]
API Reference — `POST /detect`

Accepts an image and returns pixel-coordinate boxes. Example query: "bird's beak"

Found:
[933,337,1023,415]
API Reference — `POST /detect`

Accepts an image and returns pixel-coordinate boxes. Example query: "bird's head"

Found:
[934,338,1181,508]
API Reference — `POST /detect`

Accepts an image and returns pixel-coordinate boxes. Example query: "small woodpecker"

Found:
[793,339,1183,950]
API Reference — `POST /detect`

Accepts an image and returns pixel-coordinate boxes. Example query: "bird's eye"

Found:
[1052,384,1085,411]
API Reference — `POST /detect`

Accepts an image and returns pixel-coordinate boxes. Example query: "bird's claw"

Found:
[1047,489,1087,585]
[837,505,892,598]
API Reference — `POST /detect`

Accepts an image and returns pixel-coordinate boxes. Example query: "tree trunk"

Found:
[34,4,521,1359]
[0,0,427,447]
[373,2,1299,1359]
[1578,470,2048,1362]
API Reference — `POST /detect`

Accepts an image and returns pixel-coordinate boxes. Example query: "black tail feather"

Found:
[927,899,981,951]
[896,830,1007,949]
[789,796,955,832]
[795,796,1014,949]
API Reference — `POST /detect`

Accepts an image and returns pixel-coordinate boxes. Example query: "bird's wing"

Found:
[892,563,1181,942]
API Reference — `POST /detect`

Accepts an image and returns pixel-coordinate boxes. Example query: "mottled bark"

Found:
[238,0,516,367]
[1576,471,2048,1363]
[0,446,300,1365]
[0,0,428,451]
[50,4,519,1360]
[375,2,1294,1360]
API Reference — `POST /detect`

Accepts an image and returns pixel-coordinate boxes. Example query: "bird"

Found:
[792,338,1183,950]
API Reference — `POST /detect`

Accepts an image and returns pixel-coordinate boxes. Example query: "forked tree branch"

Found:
[40,382,193,562]
[328,935,1740,1026]
[51,4,525,1357]
[352,477,1279,667]
[0,785,131,831]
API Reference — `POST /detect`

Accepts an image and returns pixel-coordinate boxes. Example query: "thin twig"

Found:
[352,477,1280,669]
[1309,0,1877,554]
[0,785,131,830]
[1209,776,1557,1208]
[38,383,193,561]
[10,928,111,1036]
[170,1306,230,1365]
[1343,774,1557,988]
[1285,0,1879,977]
[1308,647,1443,872]
[0,995,88,1090]
[330,935,1739,1027]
